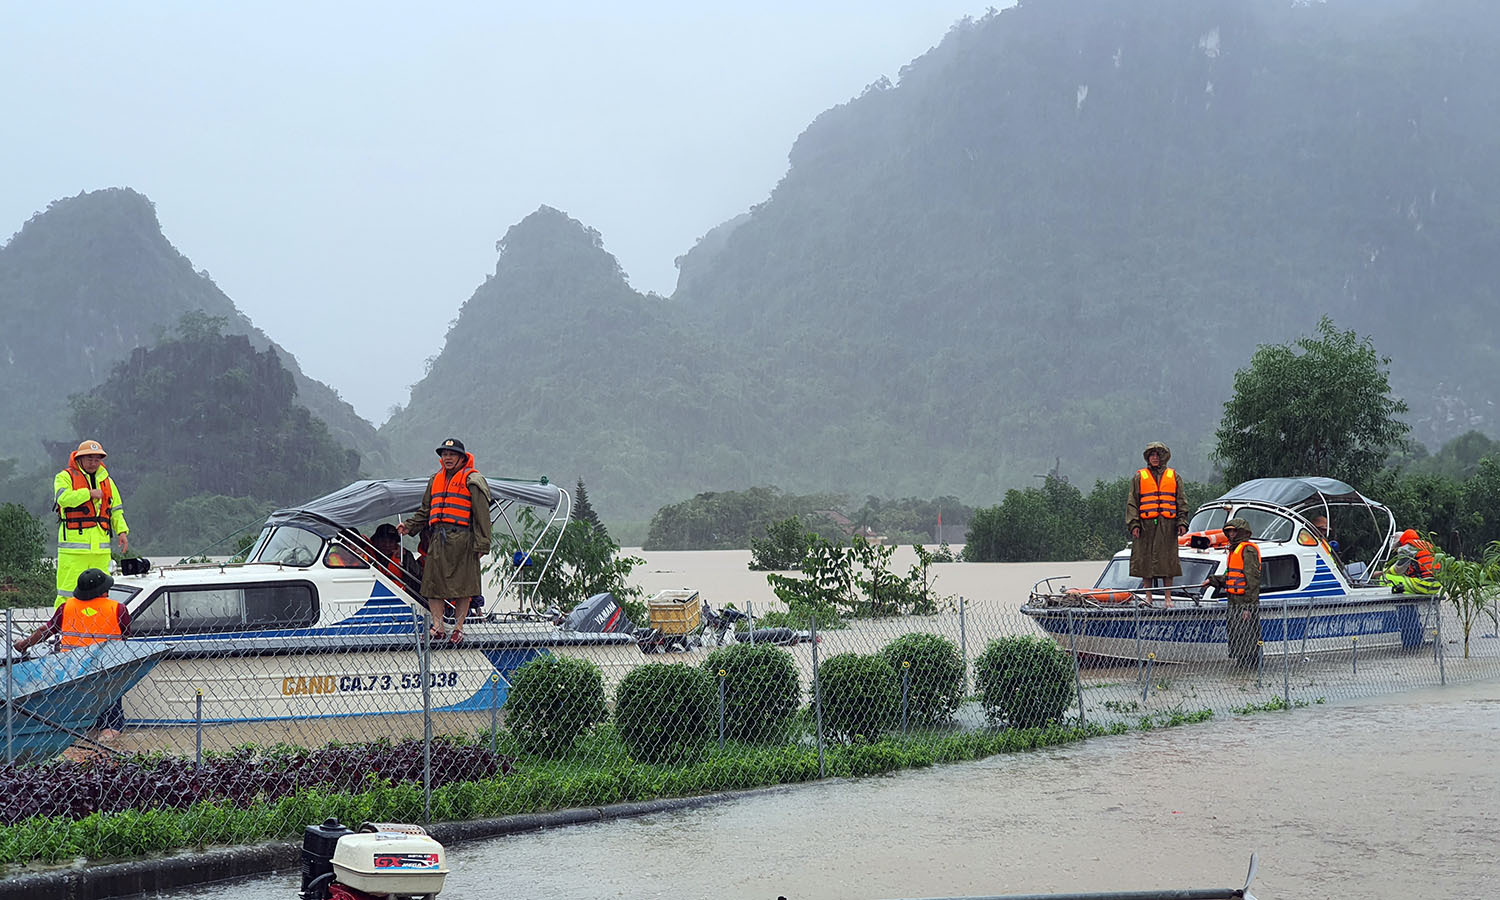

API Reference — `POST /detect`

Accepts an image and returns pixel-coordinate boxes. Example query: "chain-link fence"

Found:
[3,591,1497,868]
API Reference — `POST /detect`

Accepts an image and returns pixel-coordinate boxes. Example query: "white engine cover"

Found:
[331,831,449,895]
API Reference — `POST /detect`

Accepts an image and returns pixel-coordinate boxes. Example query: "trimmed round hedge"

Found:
[614,663,717,764]
[878,632,965,726]
[974,635,1074,727]
[503,654,608,757]
[815,652,897,743]
[701,642,801,743]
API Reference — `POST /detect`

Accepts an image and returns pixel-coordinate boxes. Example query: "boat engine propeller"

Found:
[301,819,449,900]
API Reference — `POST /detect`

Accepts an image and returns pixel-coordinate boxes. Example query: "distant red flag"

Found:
[937,511,942,527]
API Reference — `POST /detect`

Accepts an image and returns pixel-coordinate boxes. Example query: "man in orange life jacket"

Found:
[14,567,131,654]
[397,439,492,643]
[1203,518,1262,667]
[1126,442,1188,606]
[53,440,132,608]
[370,523,421,591]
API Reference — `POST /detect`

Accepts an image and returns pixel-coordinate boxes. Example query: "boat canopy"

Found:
[1208,477,1377,510]
[263,477,564,539]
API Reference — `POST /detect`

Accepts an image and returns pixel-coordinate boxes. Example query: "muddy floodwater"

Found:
[169,676,1500,900]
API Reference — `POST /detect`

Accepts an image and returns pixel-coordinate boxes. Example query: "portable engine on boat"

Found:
[301,819,450,900]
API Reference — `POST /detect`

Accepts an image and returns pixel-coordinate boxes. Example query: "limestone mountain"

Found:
[0,187,385,468]
[391,0,1500,520]
[670,0,1500,485]
[379,206,770,514]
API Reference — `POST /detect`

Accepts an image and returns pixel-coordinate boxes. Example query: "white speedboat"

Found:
[54,478,635,727]
[1021,477,1439,663]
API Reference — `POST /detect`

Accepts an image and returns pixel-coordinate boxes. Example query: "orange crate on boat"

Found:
[647,589,701,634]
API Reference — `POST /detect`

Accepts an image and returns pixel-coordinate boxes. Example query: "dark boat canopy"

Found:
[263,477,564,538]
[1207,477,1377,510]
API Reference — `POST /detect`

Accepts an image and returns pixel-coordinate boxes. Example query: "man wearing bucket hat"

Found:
[1126,441,1189,606]
[14,568,131,654]
[397,438,492,643]
[52,439,132,608]
[1203,518,1262,667]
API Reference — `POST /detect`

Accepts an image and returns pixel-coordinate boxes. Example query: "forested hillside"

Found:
[381,0,1500,520]
[673,0,1500,484]
[0,188,385,467]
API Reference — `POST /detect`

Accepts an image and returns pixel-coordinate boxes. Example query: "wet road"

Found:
[170,678,1500,900]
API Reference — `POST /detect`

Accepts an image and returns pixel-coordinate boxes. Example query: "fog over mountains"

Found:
[4,0,1498,521]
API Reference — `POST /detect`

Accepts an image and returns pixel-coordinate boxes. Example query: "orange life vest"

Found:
[379,549,405,581]
[1224,541,1258,597]
[59,463,114,534]
[1137,467,1178,519]
[59,596,123,648]
[428,454,478,529]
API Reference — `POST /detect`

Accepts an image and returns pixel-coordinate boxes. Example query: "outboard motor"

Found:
[564,592,635,634]
[301,819,449,900]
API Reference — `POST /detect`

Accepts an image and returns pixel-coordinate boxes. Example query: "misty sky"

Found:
[2,2,991,423]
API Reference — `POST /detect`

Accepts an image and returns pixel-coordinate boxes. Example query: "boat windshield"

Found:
[250,526,324,567]
[1094,557,1218,591]
[1188,507,1229,532]
[1187,506,1294,543]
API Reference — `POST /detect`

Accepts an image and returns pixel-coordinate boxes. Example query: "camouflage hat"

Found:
[1224,517,1253,536]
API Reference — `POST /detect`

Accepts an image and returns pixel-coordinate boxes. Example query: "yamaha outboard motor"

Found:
[565,592,635,634]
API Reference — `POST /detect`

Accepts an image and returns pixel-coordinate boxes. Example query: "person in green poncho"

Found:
[1126,441,1188,605]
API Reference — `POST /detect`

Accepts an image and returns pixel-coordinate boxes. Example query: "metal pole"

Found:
[1281,596,1290,708]
[5,608,13,764]
[746,600,755,642]
[717,670,727,751]
[421,608,433,826]
[1133,602,1143,689]
[901,663,910,735]
[489,672,500,755]
[194,689,203,768]
[958,597,968,694]
[1065,608,1084,725]
[1351,637,1358,675]
[1256,642,1263,688]
[810,615,825,779]
[1142,654,1155,703]
[1435,596,1446,685]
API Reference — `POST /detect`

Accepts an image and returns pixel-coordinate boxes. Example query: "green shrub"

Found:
[749,516,813,570]
[701,643,801,743]
[614,663,716,764]
[878,633,965,726]
[504,655,608,757]
[974,635,1075,727]
[815,652,897,742]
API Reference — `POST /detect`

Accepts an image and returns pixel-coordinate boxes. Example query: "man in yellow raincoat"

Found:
[53,439,130,607]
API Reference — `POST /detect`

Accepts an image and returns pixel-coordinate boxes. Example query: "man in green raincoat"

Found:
[1126,441,1188,605]
[1204,517,1261,666]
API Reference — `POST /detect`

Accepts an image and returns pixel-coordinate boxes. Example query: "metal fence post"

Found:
[1435,596,1446,685]
[4,608,12,764]
[420,609,433,827]
[194,689,203,768]
[1281,596,1290,707]
[1142,654,1154,703]
[1351,637,1358,675]
[1065,608,1084,725]
[1133,602,1143,690]
[810,615,825,779]
[717,669,727,751]
[901,662,911,735]
[489,672,500,755]
[958,597,968,694]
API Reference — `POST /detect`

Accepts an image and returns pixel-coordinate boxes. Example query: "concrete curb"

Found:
[1,785,793,900]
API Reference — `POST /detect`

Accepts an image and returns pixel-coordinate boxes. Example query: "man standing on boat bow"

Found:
[397,439,492,643]
[1127,441,1188,606]
[53,440,131,608]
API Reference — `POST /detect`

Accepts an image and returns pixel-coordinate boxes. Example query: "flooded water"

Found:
[169,677,1500,900]
[625,548,1099,617]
